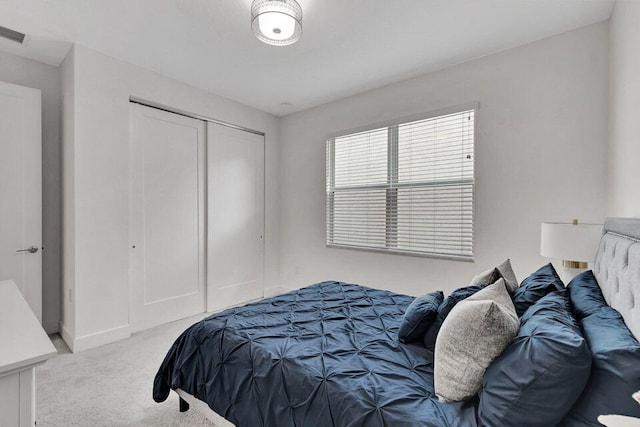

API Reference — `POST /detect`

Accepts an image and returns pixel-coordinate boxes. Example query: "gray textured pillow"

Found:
[434,279,519,402]
[470,259,519,293]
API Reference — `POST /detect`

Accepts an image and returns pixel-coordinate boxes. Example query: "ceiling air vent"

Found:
[0,25,26,44]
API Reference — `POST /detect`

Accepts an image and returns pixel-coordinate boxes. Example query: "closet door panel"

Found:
[207,123,264,311]
[129,104,205,332]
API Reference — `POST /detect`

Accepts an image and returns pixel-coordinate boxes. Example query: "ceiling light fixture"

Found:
[251,0,302,46]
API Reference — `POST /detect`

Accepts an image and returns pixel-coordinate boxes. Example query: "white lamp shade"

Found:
[258,11,296,41]
[541,222,603,262]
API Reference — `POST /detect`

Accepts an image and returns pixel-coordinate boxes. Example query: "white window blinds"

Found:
[326,108,475,260]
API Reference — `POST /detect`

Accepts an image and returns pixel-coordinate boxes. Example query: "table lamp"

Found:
[540,219,603,282]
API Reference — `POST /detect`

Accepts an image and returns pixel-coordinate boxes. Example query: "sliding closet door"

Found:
[207,123,264,311]
[129,104,206,332]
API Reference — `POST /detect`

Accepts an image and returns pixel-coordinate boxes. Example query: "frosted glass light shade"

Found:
[251,0,302,46]
[540,222,603,262]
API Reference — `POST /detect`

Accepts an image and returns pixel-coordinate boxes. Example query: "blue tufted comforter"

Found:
[153,281,479,426]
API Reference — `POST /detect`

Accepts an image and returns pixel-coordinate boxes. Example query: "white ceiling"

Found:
[0,0,614,116]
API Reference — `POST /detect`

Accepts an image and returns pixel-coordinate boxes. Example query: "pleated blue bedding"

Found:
[153,281,478,426]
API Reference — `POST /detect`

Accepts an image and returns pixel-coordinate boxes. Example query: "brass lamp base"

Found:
[563,260,588,269]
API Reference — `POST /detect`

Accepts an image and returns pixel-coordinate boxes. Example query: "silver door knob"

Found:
[16,246,39,254]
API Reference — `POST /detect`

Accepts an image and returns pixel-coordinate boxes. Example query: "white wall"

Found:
[278,23,609,297]
[60,47,76,339]
[608,0,640,217]
[61,45,280,351]
[0,49,61,334]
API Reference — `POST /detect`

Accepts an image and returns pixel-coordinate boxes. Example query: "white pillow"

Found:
[434,279,519,402]
[470,259,519,293]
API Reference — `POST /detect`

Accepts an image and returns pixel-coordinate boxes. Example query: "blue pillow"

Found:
[479,290,591,427]
[397,290,444,343]
[512,263,564,317]
[422,285,483,350]
[567,270,607,320]
[562,306,640,425]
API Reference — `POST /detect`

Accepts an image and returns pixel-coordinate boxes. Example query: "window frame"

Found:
[325,102,478,261]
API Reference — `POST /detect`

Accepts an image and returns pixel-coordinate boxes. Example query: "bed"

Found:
[153,218,640,426]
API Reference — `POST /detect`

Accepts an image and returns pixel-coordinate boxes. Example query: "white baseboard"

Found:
[58,322,131,353]
[263,286,291,298]
[57,286,292,352]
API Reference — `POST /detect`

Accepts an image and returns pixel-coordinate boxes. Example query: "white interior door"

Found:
[207,122,264,311]
[0,81,42,322]
[129,104,206,332]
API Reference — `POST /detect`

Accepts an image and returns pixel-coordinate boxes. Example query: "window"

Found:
[326,106,475,260]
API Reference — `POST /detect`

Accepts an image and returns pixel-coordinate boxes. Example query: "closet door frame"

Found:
[129,98,266,319]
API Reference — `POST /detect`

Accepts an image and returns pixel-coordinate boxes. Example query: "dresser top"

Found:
[0,280,57,376]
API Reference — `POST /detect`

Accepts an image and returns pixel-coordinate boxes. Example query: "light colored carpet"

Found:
[36,313,218,426]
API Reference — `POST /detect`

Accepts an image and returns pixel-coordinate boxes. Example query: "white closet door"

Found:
[207,123,264,311]
[129,104,206,332]
[0,81,42,322]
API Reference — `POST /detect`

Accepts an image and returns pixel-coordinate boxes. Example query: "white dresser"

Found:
[0,280,56,426]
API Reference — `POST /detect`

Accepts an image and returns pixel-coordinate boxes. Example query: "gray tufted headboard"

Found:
[594,217,640,340]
